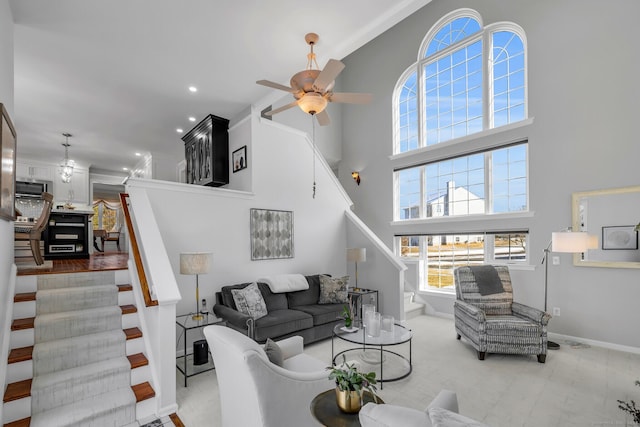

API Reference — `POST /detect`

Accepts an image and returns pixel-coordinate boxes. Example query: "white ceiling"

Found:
[8,0,430,174]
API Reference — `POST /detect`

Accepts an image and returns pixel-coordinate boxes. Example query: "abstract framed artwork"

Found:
[0,103,16,221]
[602,225,638,250]
[250,208,294,260]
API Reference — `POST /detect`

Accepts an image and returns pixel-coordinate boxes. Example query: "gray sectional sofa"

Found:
[213,274,344,344]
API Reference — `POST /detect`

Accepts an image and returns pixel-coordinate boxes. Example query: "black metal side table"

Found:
[175,313,225,387]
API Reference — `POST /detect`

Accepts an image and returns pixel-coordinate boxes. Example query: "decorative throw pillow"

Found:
[231,282,268,320]
[264,338,283,366]
[318,275,349,304]
[427,407,489,427]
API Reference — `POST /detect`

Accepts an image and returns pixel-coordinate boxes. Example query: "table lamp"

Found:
[542,231,596,349]
[347,248,366,290]
[180,252,212,321]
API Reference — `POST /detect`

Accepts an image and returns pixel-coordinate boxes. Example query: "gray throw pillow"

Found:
[318,275,349,304]
[231,282,268,319]
[264,338,283,366]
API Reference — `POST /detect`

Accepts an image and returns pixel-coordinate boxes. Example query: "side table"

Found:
[175,313,225,387]
[310,389,383,427]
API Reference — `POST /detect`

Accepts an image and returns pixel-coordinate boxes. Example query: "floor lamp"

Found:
[180,252,212,321]
[347,248,366,290]
[542,231,596,349]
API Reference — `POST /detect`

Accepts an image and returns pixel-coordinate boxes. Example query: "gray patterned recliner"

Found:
[454,265,551,363]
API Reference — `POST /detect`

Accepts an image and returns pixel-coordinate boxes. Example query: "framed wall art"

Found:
[250,208,294,260]
[0,103,16,221]
[232,145,247,173]
[602,225,638,250]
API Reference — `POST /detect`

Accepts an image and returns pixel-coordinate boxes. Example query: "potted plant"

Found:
[618,380,640,424]
[327,355,379,413]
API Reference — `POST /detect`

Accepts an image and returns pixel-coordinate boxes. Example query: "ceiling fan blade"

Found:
[312,59,345,93]
[315,110,330,126]
[256,79,298,93]
[263,100,300,116]
[329,92,373,104]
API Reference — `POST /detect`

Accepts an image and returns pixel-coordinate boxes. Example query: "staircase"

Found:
[3,270,155,427]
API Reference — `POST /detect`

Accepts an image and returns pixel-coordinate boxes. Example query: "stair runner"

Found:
[6,279,143,427]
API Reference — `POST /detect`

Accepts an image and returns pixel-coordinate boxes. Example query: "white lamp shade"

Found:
[180,252,212,275]
[551,232,593,253]
[347,248,366,263]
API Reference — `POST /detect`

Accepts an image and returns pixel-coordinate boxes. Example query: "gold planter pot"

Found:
[335,387,362,413]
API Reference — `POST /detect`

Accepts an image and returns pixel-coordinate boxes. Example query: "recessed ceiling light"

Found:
[188,86,198,93]
[188,116,196,122]
[123,167,129,171]
[176,128,184,133]
[135,152,141,157]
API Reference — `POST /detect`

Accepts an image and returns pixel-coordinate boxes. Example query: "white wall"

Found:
[131,113,353,318]
[338,0,640,348]
[0,1,14,423]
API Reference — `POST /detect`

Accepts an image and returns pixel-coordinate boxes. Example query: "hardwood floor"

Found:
[16,252,129,276]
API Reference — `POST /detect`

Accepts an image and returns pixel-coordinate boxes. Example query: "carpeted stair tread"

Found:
[33,330,125,375]
[11,318,34,331]
[36,285,118,314]
[127,353,148,369]
[34,306,122,343]
[132,382,155,402]
[29,386,136,427]
[31,357,131,413]
[3,379,32,403]
[14,292,36,303]
[8,346,33,364]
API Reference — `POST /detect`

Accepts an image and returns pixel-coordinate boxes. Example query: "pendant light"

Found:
[59,133,75,183]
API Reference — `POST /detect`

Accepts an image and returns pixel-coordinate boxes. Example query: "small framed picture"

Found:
[232,146,247,173]
[602,225,638,250]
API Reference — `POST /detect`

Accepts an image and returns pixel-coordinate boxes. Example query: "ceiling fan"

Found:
[257,33,372,126]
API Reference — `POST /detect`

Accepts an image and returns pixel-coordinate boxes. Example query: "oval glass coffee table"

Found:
[310,389,383,427]
[332,322,412,389]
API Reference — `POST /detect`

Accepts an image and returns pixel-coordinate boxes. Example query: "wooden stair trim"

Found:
[169,413,185,427]
[8,346,33,364]
[14,292,36,303]
[11,318,34,331]
[124,327,142,340]
[132,382,155,402]
[117,284,133,292]
[3,379,31,403]
[120,304,137,315]
[3,417,30,427]
[127,353,148,369]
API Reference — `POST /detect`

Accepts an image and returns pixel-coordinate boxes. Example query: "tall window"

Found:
[393,10,527,154]
[392,9,529,293]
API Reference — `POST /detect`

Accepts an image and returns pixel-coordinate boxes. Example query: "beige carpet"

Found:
[176,314,640,427]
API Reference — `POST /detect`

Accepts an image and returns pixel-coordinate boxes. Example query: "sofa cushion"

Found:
[293,304,344,326]
[287,274,323,308]
[231,282,268,320]
[318,275,349,304]
[253,309,314,343]
[221,282,288,312]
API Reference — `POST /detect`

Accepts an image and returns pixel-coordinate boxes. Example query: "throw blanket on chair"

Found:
[469,265,504,296]
[259,274,309,293]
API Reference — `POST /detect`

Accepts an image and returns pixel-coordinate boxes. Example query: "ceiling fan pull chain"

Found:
[312,114,316,199]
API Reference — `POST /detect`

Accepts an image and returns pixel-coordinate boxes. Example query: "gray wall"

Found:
[338,0,640,348]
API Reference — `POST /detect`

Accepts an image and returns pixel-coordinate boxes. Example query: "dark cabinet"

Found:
[44,212,90,259]
[181,114,229,187]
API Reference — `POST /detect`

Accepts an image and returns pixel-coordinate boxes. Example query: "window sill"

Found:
[390,210,535,227]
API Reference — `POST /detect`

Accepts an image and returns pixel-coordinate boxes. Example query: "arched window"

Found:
[393,9,527,154]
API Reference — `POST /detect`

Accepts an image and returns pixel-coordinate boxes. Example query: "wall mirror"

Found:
[572,185,640,268]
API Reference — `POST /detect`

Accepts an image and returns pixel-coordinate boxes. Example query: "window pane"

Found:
[398,168,421,219]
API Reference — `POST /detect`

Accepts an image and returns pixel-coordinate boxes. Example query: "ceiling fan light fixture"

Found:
[298,92,327,115]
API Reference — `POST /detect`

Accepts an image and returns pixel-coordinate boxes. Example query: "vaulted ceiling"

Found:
[9,0,430,174]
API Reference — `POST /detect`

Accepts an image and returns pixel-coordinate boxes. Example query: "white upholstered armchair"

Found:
[203,325,333,427]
